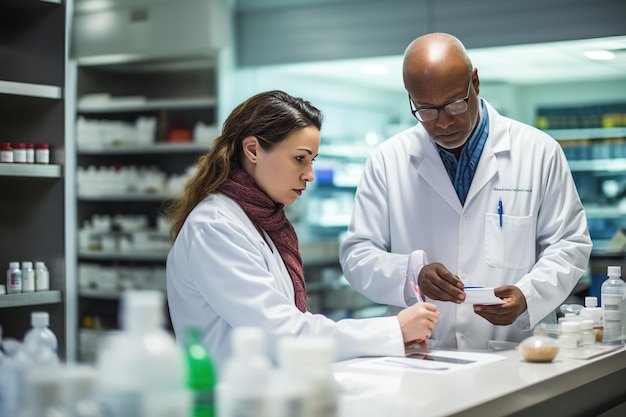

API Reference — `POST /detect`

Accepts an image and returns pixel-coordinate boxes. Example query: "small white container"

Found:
[35,144,50,164]
[34,261,50,292]
[12,143,26,163]
[6,262,22,294]
[0,142,13,163]
[559,321,582,350]
[580,319,596,346]
[21,261,35,293]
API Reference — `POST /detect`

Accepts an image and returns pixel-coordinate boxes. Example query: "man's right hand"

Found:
[417,262,465,303]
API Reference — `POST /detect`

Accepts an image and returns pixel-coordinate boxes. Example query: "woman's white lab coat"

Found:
[339,100,592,350]
[166,193,404,369]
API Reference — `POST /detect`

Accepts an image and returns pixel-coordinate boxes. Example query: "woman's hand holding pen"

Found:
[397,302,440,349]
[418,262,466,303]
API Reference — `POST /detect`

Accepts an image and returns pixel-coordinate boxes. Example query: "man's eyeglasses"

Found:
[408,75,473,123]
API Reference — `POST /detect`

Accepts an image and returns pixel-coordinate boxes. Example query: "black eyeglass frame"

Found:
[408,75,473,122]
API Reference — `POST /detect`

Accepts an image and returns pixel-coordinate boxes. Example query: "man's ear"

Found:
[242,136,259,163]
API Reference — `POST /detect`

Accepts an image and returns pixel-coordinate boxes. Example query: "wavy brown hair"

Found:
[165,90,323,240]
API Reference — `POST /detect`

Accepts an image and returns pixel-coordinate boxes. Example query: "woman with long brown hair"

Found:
[165,90,439,368]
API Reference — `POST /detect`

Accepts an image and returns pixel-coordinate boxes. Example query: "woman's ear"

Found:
[242,136,259,163]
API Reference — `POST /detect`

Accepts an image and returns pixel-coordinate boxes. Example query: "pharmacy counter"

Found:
[333,346,626,417]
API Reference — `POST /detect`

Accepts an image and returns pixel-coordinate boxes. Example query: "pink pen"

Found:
[411,281,424,302]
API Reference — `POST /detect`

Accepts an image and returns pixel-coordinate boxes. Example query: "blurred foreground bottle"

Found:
[95,290,190,417]
[185,328,217,417]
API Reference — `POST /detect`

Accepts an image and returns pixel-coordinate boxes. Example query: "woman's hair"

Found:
[165,90,323,240]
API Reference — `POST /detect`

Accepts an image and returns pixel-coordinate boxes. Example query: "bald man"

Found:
[340,33,592,350]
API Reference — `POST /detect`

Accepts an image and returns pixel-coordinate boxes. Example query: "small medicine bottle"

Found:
[7,262,22,294]
[559,321,582,350]
[22,261,35,293]
[580,319,595,346]
[35,261,50,291]
[25,143,35,163]
[35,144,50,164]
[0,142,13,163]
[12,142,26,163]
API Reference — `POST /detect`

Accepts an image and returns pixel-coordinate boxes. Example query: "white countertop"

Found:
[332,345,626,417]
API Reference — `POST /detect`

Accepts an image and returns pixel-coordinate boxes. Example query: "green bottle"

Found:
[185,328,217,417]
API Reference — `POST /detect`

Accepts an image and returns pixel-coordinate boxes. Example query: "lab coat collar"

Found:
[409,100,511,213]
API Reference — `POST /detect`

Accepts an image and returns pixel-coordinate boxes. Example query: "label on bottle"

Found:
[602,294,625,344]
[6,270,22,294]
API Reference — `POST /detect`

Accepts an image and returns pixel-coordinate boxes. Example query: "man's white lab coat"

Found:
[340,100,592,349]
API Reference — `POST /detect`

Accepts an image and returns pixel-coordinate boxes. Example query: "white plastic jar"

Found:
[35,143,50,164]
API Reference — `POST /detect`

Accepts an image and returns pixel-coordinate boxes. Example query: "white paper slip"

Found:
[351,349,507,374]
[462,287,505,305]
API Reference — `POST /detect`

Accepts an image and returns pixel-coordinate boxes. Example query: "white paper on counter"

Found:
[462,287,505,305]
[350,350,506,374]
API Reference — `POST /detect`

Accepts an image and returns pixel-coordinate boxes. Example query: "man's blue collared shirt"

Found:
[437,98,489,206]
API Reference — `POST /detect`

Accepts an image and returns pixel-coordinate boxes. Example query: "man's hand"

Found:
[473,285,527,325]
[417,262,465,303]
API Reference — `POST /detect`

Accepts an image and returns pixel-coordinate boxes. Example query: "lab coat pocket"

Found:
[484,213,534,269]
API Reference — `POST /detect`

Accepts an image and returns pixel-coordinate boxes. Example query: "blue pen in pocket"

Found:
[497,199,503,228]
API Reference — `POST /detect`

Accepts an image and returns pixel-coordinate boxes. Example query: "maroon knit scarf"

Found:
[219,169,307,312]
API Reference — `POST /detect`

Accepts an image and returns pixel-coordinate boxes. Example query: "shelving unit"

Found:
[70,0,230,361]
[543,120,626,300]
[0,0,70,358]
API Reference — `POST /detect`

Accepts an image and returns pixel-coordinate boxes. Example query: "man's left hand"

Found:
[473,285,527,326]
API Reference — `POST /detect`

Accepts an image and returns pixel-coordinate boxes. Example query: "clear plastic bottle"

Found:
[34,261,50,292]
[184,327,217,417]
[24,311,58,353]
[21,261,35,293]
[60,364,106,417]
[601,266,625,346]
[18,369,71,417]
[7,262,22,294]
[277,336,339,417]
[217,327,272,417]
[95,290,189,417]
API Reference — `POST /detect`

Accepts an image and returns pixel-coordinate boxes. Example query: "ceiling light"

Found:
[584,50,616,60]
[361,64,388,75]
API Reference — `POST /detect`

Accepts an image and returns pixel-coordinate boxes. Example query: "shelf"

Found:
[0,80,62,100]
[584,206,626,219]
[546,127,626,141]
[319,144,373,159]
[77,193,170,202]
[0,290,63,308]
[77,96,217,113]
[79,250,168,261]
[77,142,210,155]
[79,289,123,300]
[568,158,626,172]
[0,163,62,178]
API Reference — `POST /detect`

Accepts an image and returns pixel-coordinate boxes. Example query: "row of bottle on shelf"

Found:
[3,261,50,295]
[559,137,626,161]
[0,142,50,164]
[1,290,340,417]
[535,102,626,130]
[79,263,166,294]
[79,214,171,254]
[77,164,195,197]
[76,117,218,148]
